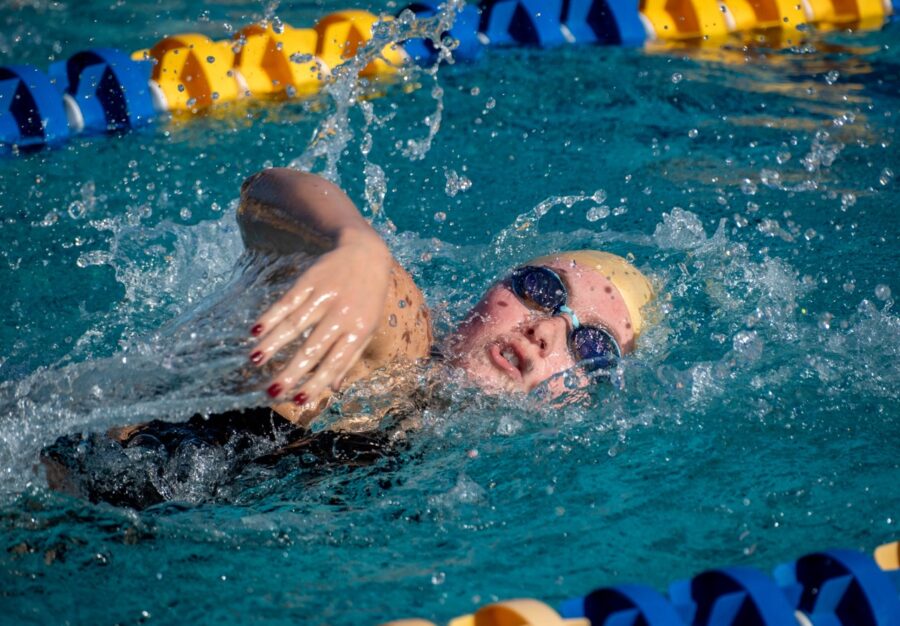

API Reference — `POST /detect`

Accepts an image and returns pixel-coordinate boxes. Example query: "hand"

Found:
[249,229,392,405]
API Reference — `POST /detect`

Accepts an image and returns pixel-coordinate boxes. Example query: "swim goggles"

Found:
[509,265,622,371]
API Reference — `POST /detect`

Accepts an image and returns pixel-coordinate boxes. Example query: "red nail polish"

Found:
[251,324,264,337]
[293,392,308,406]
[266,383,283,398]
[250,351,263,364]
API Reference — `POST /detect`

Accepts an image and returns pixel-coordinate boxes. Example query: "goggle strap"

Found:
[556,304,580,329]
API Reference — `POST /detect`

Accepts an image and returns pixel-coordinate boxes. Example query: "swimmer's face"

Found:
[449,258,636,394]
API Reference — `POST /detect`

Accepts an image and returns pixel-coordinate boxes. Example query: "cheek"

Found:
[526,350,575,391]
[465,293,521,334]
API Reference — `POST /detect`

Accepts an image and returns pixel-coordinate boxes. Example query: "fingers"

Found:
[250,290,333,366]
[289,335,369,405]
[250,278,316,344]
[269,333,369,405]
[268,317,343,392]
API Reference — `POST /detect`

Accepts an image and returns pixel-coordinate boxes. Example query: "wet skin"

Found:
[448,256,636,394]
[240,170,640,416]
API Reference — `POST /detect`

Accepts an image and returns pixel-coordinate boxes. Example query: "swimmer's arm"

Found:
[237,169,430,422]
[237,168,386,257]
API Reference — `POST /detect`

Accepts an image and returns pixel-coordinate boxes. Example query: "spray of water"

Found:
[0,3,475,500]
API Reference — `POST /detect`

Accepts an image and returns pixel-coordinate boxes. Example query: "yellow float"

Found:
[640,0,730,40]
[720,0,808,31]
[234,24,324,97]
[875,540,900,570]
[139,34,241,111]
[447,599,589,626]
[314,10,407,78]
[802,0,887,25]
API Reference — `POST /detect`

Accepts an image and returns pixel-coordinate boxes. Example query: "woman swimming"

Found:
[41,168,654,507]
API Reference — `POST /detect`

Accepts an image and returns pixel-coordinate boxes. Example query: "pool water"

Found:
[1,1,899,624]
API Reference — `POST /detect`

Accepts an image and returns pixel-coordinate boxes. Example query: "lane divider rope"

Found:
[0,0,894,153]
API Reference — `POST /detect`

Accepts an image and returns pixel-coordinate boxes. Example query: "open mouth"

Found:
[489,343,524,381]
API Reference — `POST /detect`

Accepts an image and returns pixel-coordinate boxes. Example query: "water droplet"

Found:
[206,56,215,64]
[740,179,758,195]
[177,84,185,92]
[586,205,610,222]
[484,97,496,110]
[688,128,699,138]
[875,284,891,301]
[76,250,111,268]
[671,72,683,84]
[68,200,86,219]
[879,167,894,186]
[388,314,397,327]
[431,572,446,585]
[433,211,447,223]
[840,192,856,210]
[444,169,472,197]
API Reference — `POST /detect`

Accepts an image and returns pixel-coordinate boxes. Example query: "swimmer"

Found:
[41,169,653,508]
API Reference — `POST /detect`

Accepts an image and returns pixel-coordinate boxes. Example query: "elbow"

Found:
[239,168,340,215]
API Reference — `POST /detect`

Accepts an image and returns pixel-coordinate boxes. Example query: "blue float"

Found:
[669,567,798,625]
[562,0,646,46]
[49,48,155,133]
[774,549,900,626]
[479,0,568,47]
[400,2,483,64]
[0,65,69,152]
[560,584,686,625]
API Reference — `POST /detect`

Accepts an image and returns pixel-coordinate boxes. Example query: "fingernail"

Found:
[293,392,308,406]
[251,324,264,337]
[266,383,283,398]
[250,350,263,364]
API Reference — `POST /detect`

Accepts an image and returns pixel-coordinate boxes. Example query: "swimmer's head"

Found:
[449,250,653,394]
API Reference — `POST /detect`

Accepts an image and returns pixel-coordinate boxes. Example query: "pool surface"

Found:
[1,1,899,624]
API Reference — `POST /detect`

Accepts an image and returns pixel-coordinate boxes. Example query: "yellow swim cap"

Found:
[528,250,654,335]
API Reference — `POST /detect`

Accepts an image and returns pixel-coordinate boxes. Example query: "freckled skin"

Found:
[272,261,431,424]
[448,257,636,396]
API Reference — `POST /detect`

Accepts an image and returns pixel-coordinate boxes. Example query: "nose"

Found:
[523,315,569,357]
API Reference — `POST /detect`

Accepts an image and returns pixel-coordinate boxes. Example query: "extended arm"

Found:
[238,168,385,257]
[239,169,430,424]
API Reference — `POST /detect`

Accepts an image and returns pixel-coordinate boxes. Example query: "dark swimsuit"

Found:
[41,407,403,509]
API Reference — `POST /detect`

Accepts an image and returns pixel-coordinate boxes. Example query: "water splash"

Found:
[289,2,465,193]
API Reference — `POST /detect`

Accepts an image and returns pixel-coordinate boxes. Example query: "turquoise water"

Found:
[2,1,899,624]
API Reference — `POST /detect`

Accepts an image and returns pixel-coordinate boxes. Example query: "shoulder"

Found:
[363,258,432,367]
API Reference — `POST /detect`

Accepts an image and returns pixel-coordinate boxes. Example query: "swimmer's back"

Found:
[42,406,405,509]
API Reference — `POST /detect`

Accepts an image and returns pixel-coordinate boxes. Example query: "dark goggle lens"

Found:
[571,326,620,371]
[510,266,566,312]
